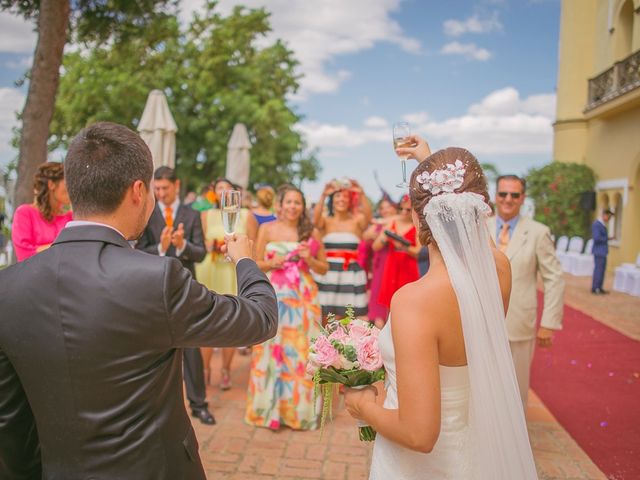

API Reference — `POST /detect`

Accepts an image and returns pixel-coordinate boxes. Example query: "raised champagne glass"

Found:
[221,189,241,260]
[221,190,241,234]
[393,122,412,188]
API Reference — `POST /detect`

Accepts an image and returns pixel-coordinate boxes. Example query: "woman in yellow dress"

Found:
[196,178,258,389]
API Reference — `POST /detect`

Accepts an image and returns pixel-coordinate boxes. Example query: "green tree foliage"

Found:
[49,3,319,190]
[480,162,500,186]
[526,162,596,238]
[2,0,176,207]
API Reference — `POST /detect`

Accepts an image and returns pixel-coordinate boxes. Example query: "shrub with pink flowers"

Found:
[307,305,385,441]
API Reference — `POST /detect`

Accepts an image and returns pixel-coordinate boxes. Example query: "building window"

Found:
[599,192,610,214]
[611,192,624,241]
[613,0,634,60]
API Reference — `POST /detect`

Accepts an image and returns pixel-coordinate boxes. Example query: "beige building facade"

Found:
[553,0,640,268]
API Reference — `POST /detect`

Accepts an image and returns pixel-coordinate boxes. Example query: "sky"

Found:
[0,0,561,203]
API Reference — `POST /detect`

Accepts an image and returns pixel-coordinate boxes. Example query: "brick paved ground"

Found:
[193,353,606,480]
[192,271,638,479]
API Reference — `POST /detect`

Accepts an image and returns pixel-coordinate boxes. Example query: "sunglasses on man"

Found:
[497,192,522,199]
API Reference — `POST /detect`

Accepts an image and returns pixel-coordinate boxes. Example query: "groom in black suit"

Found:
[136,166,214,425]
[0,122,278,480]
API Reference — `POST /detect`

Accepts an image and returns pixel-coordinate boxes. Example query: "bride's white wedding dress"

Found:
[370,319,472,480]
[366,191,538,479]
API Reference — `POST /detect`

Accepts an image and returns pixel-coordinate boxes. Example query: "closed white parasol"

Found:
[225,123,251,189]
[138,89,178,169]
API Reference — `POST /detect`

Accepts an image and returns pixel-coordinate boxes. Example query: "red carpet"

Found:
[531,297,640,480]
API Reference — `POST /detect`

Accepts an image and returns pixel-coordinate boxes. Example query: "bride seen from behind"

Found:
[344,136,538,479]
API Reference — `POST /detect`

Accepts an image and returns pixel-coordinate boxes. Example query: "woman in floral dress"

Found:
[245,185,329,430]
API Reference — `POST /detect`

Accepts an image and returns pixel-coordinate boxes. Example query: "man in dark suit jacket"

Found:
[0,122,278,480]
[591,209,614,294]
[136,166,214,425]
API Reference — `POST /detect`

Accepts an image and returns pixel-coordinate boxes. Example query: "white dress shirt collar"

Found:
[65,220,126,239]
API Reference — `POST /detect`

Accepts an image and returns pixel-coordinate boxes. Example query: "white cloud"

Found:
[468,87,556,118]
[295,121,388,150]
[181,0,421,98]
[441,41,492,61]
[3,55,33,69]
[297,87,556,157]
[443,12,502,37]
[0,88,26,165]
[402,111,429,124]
[0,12,36,54]
[364,116,388,128]
[521,93,557,117]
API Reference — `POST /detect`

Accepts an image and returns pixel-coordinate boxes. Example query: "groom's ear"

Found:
[130,180,146,204]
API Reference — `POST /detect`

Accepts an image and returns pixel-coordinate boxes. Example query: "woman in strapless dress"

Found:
[345,137,538,480]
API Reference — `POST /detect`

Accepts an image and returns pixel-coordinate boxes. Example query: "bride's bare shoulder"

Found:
[390,276,457,332]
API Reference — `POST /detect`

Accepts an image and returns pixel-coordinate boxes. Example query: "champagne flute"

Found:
[393,122,412,188]
[221,190,241,260]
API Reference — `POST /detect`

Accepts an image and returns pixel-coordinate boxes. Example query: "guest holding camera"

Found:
[313,178,372,320]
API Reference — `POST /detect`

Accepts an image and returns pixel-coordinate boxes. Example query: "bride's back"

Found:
[368,144,536,480]
[407,245,512,368]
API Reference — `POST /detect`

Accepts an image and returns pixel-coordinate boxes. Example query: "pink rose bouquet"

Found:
[307,305,384,441]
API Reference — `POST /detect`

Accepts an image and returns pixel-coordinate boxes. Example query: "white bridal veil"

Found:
[425,192,538,479]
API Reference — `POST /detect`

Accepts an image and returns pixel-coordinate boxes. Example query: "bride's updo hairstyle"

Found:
[409,147,489,247]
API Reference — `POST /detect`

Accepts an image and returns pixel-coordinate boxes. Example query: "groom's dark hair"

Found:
[65,122,153,216]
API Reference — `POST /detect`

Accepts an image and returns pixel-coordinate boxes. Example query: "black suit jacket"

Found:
[0,225,277,480]
[136,202,206,276]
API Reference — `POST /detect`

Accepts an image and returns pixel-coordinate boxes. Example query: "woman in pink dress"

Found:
[12,162,72,262]
[360,195,398,327]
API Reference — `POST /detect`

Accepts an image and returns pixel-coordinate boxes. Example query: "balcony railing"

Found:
[586,49,640,111]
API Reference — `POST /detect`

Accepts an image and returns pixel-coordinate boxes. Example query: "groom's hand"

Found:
[223,234,254,264]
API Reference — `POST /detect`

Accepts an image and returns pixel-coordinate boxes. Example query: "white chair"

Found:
[560,236,584,273]
[555,235,569,272]
[613,253,640,293]
[628,271,640,297]
[555,236,569,255]
[569,238,594,276]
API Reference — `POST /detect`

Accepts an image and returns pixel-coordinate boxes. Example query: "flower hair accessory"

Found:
[416,159,466,195]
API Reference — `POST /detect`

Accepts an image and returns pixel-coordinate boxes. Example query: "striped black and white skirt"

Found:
[314,232,368,319]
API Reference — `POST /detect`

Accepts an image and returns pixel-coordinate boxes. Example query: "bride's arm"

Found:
[345,284,442,453]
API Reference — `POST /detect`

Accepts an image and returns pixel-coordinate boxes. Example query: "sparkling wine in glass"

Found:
[393,122,411,188]
[221,190,241,235]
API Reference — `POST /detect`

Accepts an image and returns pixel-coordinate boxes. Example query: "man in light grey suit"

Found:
[0,122,278,480]
[487,175,564,410]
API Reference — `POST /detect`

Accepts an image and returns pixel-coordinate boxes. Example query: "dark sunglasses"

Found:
[497,191,522,199]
